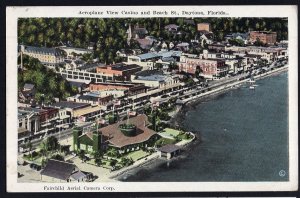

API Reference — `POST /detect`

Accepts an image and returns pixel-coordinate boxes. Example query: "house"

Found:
[157,144,181,159]
[197,23,211,32]
[73,114,159,153]
[164,24,179,32]
[68,81,88,93]
[224,32,249,44]
[116,49,142,57]
[176,43,189,52]
[40,159,90,182]
[249,31,277,44]
[199,31,214,45]
[64,59,85,70]
[20,83,36,102]
[127,24,148,40]
[96,63,142,81]
[20,45,64,68]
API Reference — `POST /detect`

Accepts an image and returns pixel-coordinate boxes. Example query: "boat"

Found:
[249,85,255,90]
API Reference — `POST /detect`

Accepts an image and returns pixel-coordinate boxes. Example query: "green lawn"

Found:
[125,150,150,161]
[155,137,177,147]
[163,128,182,137]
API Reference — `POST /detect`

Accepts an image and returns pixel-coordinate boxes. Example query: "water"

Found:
[119,72,289,181]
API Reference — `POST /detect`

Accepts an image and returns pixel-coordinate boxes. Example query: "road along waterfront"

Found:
[116,68,288,182]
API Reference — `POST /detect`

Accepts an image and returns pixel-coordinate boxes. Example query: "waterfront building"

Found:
[73,114,159,154]
[249,31,277,44]
[225,46,287,61]
[52,101,102,122]
[96,63,142,81]
[67,92,114,106]
[157,144,181,159]
[178,51,228,79]
[89,82,147,96]
[131,70,180,89]
[20,45,64,68]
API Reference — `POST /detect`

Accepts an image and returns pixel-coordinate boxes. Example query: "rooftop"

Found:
[157,144,181,153]
[41,159,76,180]
[137,52,160,60]
[101,63,142,71]
[52,101,90,110]
[100,114,157,148]
[23,46,64,56]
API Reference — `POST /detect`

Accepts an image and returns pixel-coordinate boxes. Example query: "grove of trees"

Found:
[18,17,288,64]
[18,55,77,103]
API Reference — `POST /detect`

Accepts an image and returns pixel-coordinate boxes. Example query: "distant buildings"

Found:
[197,23,211,32]
[18,106,70,145]
[131,70,180,89]
[96,63,142,81]
[225,32,249,44]
[178,50,228,79]
[20,45,64,67]
[164,24,179,32]
[249,31,277,44]
[59,46,93,58]
[89,82,147,96]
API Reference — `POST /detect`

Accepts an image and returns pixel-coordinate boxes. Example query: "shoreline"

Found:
[183,65,288,105]
[108,66,288,181]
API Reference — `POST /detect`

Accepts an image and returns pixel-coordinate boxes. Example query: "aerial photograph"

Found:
[16,17,289,183]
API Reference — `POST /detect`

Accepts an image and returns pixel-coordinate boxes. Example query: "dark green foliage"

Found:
[78,150,86,162]
[18,18,287,65]
[18,55,77,103]
[51,154,64,161]
[119,157,134,167]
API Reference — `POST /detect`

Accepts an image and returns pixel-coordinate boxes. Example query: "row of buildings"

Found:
[17,21,288,151]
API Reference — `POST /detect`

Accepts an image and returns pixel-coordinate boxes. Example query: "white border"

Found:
[6,6,298,192]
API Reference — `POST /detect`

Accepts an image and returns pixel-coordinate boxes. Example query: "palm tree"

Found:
[106,148,118,158]
[39,141,48,160]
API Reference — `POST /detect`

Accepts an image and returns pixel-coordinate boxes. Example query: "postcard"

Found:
[6,5,298,192]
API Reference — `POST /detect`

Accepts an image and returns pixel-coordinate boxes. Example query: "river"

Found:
[117,72,289,182]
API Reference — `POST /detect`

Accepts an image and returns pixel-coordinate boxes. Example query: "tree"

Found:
[39,140,48,160]
[78,150,86,162]
[109,159,117,168]
[106,147,118,158]
[47,136,59,151]
[120,157,134,167]
[93,151,103,166]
